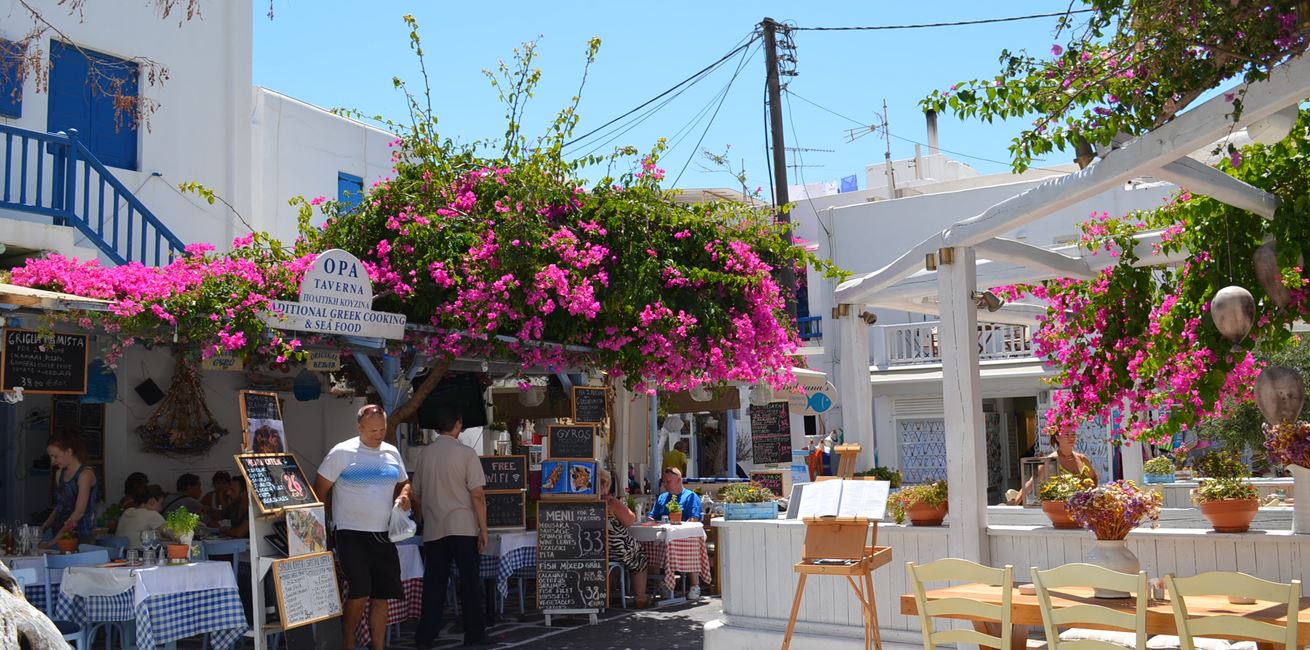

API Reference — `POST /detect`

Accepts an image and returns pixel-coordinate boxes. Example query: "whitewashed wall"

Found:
[0,0,253,255]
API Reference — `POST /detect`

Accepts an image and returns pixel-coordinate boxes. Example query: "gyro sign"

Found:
[261,249,407,340]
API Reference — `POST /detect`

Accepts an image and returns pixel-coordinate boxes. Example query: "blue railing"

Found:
[0,124,185,266]
[797,315,822,340]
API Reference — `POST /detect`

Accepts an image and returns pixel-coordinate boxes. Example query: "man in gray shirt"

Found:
[161,473,206,518]
[411,405,489,648]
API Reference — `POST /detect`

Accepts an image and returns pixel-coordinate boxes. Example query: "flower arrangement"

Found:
[1264,421,1310,469]
[888,481,947,525]
[1191,478,1259,504]
[1038,472,1093,502]
[1065,480,1162,540]
[1195,450,1249,479]
[1143,455,1177,476]
[718,482,776,504]
[853,466,902,488]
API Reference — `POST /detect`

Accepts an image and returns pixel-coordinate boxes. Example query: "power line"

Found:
[791,9,1093,32]
[671,40,759,187]
[563,33,758,150]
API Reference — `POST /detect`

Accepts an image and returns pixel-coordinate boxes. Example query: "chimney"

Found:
[925,110,940,156]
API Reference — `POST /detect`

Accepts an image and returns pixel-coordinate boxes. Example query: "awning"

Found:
[0,283,113,312]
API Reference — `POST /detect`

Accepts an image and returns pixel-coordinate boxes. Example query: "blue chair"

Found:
[40,552,109,649]
[608,561,628,609]
[78,543,123,560]
[200,538,248,582]
[14,567,85,649]
[92,535,129,555]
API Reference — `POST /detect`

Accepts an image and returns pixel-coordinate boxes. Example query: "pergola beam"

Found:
[1155,157,1279,219]
[974,237,1094,279]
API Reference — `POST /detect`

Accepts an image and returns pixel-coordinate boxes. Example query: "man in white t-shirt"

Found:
[314,404,411,650]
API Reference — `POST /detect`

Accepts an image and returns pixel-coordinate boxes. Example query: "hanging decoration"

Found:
[136,355,227,458]
[1255,365,1306,426]
[1209,285,1256,344]
[1253,237,1297,309]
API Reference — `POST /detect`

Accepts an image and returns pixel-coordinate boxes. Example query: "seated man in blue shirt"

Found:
[646,467,705,600]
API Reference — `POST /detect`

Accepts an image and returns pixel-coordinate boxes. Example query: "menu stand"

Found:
[782,516,891,650]
[834,443,862,479]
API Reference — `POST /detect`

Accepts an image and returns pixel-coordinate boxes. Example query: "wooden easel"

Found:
[782,516,892,650]
[835,443,862,478]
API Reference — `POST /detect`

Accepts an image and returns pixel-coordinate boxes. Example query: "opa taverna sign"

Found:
[260,249,407,340]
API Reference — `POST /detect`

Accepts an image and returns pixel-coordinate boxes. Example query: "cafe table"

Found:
[630,522,713,594]
[56,560,246,650]
[900,582,1310,650]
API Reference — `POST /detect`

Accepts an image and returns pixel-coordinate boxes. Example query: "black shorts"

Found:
[336,530,402,600]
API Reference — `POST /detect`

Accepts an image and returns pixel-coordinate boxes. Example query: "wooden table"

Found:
[900,583,1310,650]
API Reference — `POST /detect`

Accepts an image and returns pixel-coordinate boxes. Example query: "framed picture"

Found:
[240,390,285,453]
[285,505,327,556]
[540,459,598,498]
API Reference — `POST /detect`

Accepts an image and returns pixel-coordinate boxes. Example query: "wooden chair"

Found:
[783,516,892,650]
[908,558,1014,650]
[1033,563,1148,650]
[1163,572,1302,650]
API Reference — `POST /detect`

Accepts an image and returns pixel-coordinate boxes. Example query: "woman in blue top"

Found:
[40,434,99,544]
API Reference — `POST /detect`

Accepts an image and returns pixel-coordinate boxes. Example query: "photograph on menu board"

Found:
[250,419,287,453]
[540,459,597,496]
[286,505,327,556]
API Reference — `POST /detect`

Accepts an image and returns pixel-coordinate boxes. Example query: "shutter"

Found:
[47,41,138,170]
[891,396,944,418]
[337,172,364,212]
[47,41,92,138]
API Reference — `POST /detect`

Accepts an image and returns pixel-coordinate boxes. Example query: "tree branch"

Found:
[386,355,451,438]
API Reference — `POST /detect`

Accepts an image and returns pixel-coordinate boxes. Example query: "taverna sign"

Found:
[260,249,407,340]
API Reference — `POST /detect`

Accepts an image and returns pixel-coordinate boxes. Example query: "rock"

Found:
[0,561,70,649]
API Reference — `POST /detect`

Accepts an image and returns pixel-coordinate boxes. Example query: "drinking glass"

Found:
[143,548,156,565]
[126,549,140,565]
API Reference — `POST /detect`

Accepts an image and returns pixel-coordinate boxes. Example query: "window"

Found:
[337,172,364,213]
[0,40,21,118]
[47,40,138,170]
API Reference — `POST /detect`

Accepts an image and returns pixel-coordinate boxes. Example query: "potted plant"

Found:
[1192,477,1260,532]
[56,531,79,554]
[719,482,778,520]
[1264,420,1310,534]
[1143,455,1177,484]
[1037,473,1089,529]
[1065,480,1162,597]
[888,480,947,526]
[667,499,683,524]
[162,507,200,562]
[853,466,903,488]
[1195,450,1249,480]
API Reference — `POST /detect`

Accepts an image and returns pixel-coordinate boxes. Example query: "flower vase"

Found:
[1292,465,1310,535]
[1084,540,1139,598]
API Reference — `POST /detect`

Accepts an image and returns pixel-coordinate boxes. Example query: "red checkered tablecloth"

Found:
[638,537,711,591]
[353,577,422,646]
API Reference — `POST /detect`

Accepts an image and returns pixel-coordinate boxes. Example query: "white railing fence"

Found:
[876,320,1033,366]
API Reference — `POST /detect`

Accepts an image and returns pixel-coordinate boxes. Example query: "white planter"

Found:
[1291,465,1310,535]
[1085,539,1139,598]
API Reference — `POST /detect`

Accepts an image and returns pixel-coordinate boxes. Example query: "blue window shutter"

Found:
[338,172,364,213]
[47,41,138,170]
[0,40,22,118]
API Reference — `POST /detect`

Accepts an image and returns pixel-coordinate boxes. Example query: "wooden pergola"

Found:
[829,57,1310,565]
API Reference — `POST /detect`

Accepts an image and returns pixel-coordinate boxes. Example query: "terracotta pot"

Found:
[56,538,78,554]
[166,544,190,561]
[1199,498,1259,533]
[669,511,683,524]
[1210,285,1255,343]
[906,501,947,526]
[1041,500,1081,529]
[1255,365,1305,426]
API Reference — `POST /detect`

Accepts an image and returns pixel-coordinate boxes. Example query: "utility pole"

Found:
[762,16,796,319]
[881,99,897,198]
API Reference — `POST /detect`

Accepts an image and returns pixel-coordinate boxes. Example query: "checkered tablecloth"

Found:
[354,577,423,647]
[639,537,711,591]
[496,545,537,599]
[56,587,246,650]
[22,585,46,611]
[450,554,500,581]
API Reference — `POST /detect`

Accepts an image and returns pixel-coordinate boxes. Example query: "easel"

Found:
[835,443,862,478]
[782,516,892,650]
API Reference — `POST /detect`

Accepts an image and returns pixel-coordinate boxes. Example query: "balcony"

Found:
[873,320,1033,367]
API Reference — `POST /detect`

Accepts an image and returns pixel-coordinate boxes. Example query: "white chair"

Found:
[13,566,84,649]
[1033,563,1148,650]
[908,558,1014,650]
[608,561,628,608]
[1163,572,1301,650]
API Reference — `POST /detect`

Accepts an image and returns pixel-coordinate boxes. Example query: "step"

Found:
[0,214,106,266]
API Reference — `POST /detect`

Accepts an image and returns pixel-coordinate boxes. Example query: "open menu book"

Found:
[793,480,891,520]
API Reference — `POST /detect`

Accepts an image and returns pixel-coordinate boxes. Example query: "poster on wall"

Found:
[240,390,287,453]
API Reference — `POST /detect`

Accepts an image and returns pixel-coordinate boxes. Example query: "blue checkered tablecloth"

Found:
[496,546,536,598]
[57,587,246,650]
[449,554,500,581]
[22,585,46,611]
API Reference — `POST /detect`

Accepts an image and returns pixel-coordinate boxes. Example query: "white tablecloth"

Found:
[629,521,706,543]
[62,560,238,606]
[397,543,423,581]
[485,530,536,556]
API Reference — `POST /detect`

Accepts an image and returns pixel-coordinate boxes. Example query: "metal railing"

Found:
[881,320,1033,366]
[797,315,822,340]
[1,125,185,266]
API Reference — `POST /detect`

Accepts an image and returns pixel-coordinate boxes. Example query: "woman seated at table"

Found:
[597,469,650,608]
[39,434,100,545]
[201,470,233,513]
[1009,429,1100,505]
[117,485,166,549]
[118,471,150,509]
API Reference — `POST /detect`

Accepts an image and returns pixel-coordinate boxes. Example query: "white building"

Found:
[790,120,1179,501]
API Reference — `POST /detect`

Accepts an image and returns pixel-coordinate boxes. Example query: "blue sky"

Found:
[253,2,1076,193]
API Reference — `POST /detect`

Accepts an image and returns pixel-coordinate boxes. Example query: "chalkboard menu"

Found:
[481,455,527,491]
[485,491,526,529]
[572,386,606,424]
[751,471,785,497]
[240,390,286,453]
[235,453,319,514]
[1,329,88,394]
[537,501,607,611]
[547,424,596,459]
[271,551,342,629]
[749,401,792,465]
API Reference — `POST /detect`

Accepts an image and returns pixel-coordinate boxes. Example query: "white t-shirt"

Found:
[318,437,407,533]
[117,507,165,549]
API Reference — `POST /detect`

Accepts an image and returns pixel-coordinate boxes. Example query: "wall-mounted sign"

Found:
[201,352,244,372]
[261,249,407,340]
[572,386,606,424]
[1,329,88,394]
[786,374,838,416]
[306,350,341,372]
